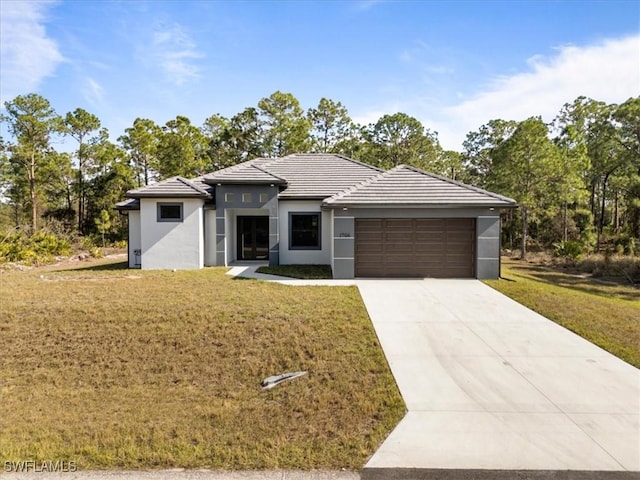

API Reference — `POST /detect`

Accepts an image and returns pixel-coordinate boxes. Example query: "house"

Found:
[115,153,516,279]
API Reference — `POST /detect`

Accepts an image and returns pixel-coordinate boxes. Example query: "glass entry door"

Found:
[237,216,269,260]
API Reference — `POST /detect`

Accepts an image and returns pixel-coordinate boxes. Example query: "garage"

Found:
[355,218,476,278]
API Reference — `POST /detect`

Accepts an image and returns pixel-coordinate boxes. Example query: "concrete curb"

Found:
[361,468,640,480]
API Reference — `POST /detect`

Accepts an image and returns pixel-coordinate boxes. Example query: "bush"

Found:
[0,230,72,265]
[552,240,583,261]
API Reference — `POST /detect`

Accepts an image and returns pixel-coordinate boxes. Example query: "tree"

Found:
[490,117,563,260]
[307,98,353,153]
[258,91,311,157]
[64,108,101,233]
[85,139,135,240]
[1,94,63,230]
[365,113,440,170]
[462,119,517,188]
[612,97,640,239]
[585,103,628,248]
[156,116,209,178]
[201,112,263,169]
[119,118,161,186]
[94,209,111,247]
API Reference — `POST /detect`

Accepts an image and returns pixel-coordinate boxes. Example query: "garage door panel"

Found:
[355,218,475,278]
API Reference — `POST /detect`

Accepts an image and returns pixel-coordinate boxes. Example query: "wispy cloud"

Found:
[435,35,640,149]
[83,77,105,106]
[0,0,65,103]
[149,23,204,86]
[353,0,386,11]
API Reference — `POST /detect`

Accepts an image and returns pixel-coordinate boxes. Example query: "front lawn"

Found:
[0,261,404,469]
[486,258,640,368]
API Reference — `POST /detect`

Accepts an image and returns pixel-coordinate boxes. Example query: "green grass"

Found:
[0,260,404,470]
[256,264,333,279]
[486,259,640,368]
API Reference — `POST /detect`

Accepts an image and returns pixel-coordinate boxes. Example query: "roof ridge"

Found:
[250,163,289,183]
[397,164,516,203]
[279,152,384,173]
[326,166,394,202]
[176,176,211,195]
[126,175,179,195]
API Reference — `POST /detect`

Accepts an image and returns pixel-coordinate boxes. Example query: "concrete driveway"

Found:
[357,279,640,478]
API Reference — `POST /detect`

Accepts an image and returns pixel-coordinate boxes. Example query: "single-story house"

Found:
[116,153,516,279]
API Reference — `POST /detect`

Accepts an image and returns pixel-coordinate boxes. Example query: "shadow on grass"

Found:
[55,261,129,272]
[521,270,640,302]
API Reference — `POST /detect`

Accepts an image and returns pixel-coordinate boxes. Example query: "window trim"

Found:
[157,202,184,222]
[289,212,321,250]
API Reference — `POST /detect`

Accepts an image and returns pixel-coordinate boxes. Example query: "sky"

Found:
[1,0,639,152]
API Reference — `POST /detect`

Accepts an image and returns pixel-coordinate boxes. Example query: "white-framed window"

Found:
[157,202,183,222]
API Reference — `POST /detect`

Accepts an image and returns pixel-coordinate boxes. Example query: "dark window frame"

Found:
[289,212,321,250]
[157,202,184,222]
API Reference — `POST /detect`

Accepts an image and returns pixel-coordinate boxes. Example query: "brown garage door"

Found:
[355,218,475,278]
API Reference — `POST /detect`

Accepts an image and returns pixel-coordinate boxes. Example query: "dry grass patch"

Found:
[0,261,404,469]
[486,258,640,368]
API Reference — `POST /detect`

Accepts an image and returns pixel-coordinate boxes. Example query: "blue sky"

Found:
[1,0,639,151]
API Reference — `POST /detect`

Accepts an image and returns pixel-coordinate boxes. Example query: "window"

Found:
[290,213,321,249]
[259,193,269,203]
[225,193,235,203]
[157,202,183,222]
[242,193,252,203]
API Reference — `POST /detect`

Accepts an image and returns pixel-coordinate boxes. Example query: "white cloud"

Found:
[434,35,640,150]
[150,23,204,86]
[0,0,65,104]
[83,77,105,106]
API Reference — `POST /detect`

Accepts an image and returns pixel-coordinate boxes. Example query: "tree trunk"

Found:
[521,206,528,261]
[563,202,568,242]
[78,166,83,233]
[29,153,37,231]
[597,172,611,251]
[614,191,620,233]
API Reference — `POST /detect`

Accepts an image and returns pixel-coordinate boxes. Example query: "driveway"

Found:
[357,279,640,478]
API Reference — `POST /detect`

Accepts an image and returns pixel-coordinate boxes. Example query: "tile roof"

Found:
[258,153,382,198]
[115,198,140,210]
[202,162,287,185]
[127,176,212,198]
[323,165,517,208]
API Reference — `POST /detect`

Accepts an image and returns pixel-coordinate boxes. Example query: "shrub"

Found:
[0,230,72,265]
[552,240,583,261]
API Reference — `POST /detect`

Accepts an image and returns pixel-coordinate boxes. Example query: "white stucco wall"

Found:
[278,200,332,265]
[204,209,217,266]
[140,197,204,269]
[127,210,141,268]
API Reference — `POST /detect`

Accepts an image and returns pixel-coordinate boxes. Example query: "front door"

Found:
[237,216,269,260]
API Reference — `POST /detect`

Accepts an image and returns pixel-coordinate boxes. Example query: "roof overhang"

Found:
[115,198,140,211]
[322,202,518,210]
[127,192,211,199]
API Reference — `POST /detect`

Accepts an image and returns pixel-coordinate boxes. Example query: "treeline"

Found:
[0,91,638,258]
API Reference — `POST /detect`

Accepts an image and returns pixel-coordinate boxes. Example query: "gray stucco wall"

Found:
[214,184,280,266]
[331,207,502,279]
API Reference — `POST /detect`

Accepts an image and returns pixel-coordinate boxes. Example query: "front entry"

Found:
[237,216,269,260]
